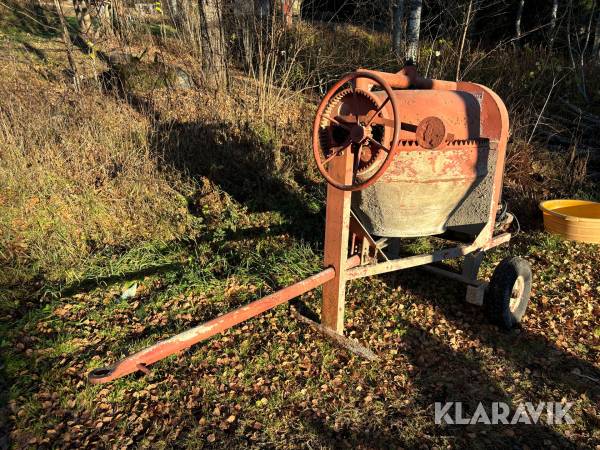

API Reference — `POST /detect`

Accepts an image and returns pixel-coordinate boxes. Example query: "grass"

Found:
[4,226,592,448]
[0,3,599,449]
[0,1,60,41]
[0,37,195,299]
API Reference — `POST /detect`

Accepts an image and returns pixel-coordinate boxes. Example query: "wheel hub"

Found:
[318,88,386,174]
[509,275,525,313]
[350,124,367,143]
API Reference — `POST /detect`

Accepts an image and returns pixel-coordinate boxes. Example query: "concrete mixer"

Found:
[88,65,532,384]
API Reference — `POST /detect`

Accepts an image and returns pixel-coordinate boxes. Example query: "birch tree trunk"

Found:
[582,0,595,61]
[198,0,227,89]
[550,0,558,31]
[256,0,270,20]
[549,0,558,44]
[406,0,422,62]
[167,0,179,24]
[97,0,113,35]
[578,0,595,99]
[392,0,405,56]
[515,0,525,39]
[73,0,93,37]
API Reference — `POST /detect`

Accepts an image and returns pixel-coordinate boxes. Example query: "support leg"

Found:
[463,251,486,306]
[462,250,485,282]
[321,148,354,334]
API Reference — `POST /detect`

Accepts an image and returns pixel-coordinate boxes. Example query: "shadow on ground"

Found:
[82,46,325,247]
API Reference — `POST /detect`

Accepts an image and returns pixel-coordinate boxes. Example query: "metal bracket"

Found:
[462,250,485,282]
[466,284,487,306]
[349,209,389,264]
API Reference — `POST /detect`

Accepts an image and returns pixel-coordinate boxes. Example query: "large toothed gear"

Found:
[312,71,401,192]
[318,88,389,175]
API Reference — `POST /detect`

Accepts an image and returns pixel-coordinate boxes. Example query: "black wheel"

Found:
[484,257,532,330]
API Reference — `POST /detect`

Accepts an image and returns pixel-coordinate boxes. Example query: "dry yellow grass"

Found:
[0,48,193,287]
[0,18,317,295]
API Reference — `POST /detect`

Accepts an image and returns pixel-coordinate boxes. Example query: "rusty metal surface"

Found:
[88,255,361,384]
[312,71,401,191]
[346,233,511,280]
[371,89,481,143]
[353,140,490,237]
[416,116,446,149]
[314,65,509,242]
[349,210,388,264]
[456,82,510,245]
[321,147,354,333]
[355,66,459,92]
[89,65,512,386]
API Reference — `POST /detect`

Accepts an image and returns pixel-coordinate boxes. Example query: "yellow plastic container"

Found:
[539,199,600,244]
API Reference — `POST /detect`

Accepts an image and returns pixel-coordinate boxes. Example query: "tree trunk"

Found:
[54,0,80,91]
[392,0,405,56]
[456,0,473,81]
[579,0,595,97]
[198,0,227,89]
[167,0,179,24]
[582,0,595,60]
[97,0,113,35]
[256,0,270,20]
[111,0,126,40]
[73,0,93,37]
[550,0,558,31]
[593,2,600,59]
[406,0,422,62]
[177,0,201,52]
[548,0,558,44]
[281,0,293,27]
[515,0,524,39]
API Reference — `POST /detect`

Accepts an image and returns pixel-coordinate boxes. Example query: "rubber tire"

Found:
[484,257,532,330]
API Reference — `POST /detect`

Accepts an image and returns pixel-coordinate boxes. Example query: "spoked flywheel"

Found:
[312,71,401,191]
